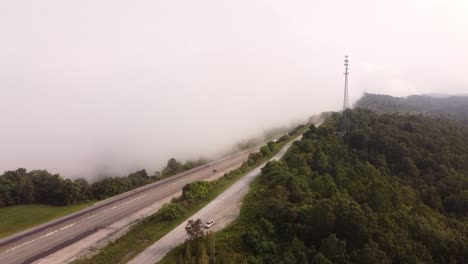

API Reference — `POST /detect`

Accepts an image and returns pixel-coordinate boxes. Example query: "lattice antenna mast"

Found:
[343,55,350,111]
[342,55,350,133]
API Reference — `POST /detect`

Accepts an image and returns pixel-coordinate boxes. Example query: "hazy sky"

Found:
[1,0,467,178]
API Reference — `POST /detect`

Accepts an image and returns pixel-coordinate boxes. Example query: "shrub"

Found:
[160,203,185,221]
[182,181,211,200]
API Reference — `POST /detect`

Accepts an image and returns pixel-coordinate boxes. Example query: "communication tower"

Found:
[341,55,350,133]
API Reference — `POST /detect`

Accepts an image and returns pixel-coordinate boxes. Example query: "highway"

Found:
[129,138,299,264]
[0,148,257,264]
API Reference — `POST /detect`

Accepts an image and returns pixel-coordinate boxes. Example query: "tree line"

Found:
[0,157,207,207]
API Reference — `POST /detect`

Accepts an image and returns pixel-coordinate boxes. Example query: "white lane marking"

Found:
[60,224,75,231]
[0,193,150,256]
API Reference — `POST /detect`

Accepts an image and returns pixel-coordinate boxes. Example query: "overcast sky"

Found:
[1,0,467,178]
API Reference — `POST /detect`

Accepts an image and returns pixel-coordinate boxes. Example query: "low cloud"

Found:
[0,0,467,179]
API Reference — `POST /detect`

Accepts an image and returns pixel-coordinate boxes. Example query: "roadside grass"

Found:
[72,127,308,264]
[0,202,94,239]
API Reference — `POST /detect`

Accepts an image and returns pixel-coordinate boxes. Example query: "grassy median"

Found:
[72,126,307,264]
[0,202,94,239]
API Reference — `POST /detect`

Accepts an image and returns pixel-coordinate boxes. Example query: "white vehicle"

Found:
[204,219,215,229]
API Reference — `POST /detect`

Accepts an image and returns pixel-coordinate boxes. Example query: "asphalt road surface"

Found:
[129,138,298,264]
[0,148,257,264]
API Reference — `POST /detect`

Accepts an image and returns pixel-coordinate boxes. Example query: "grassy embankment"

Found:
[0,202,94,239]
[73,125,308,264]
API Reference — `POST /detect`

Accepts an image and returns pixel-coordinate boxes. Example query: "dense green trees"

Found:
[0,169,155,206]
[0,157,206,207]
[211,110,467,263]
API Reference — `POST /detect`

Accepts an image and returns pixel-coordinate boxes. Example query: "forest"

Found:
[172,109,468,263]
[356,93,468,125]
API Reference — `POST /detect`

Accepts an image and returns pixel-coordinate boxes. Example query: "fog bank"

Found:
[1,0,467,178]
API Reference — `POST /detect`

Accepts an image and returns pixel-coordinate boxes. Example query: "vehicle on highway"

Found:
[205,219,215,229]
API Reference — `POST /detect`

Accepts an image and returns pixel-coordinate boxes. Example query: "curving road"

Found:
[0,148,257,264]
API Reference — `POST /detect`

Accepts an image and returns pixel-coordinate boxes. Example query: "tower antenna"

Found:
[342,55,350,133]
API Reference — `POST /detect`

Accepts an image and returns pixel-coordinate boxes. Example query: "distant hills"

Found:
[422,93,468,98]
[355,93,468,124]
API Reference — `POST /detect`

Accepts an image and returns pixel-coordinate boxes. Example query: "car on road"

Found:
[205,219,215,229]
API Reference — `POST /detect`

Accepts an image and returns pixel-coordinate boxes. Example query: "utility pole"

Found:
[341,55,350,134]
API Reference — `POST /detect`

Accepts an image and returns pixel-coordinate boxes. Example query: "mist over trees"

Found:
[233,123,306,152]
[0,157,206,207]
[0,123,308,208]
[0,120,312,208]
